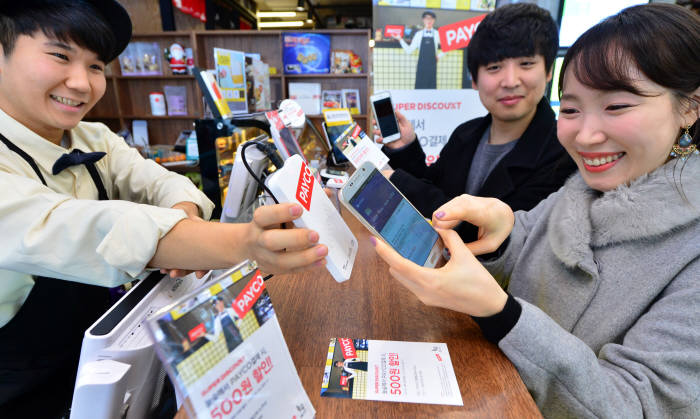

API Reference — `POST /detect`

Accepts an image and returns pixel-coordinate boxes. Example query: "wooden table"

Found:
[177,209,541,418]
[269,210,539,418]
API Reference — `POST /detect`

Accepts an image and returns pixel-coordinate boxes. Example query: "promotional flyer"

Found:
[147,262,313,419]
[321,338,463,406]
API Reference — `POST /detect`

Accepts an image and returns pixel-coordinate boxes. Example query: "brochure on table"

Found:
[214,48,248,115]
[321,338,463,406]
[146,261,314,419]
[323,108,389,170]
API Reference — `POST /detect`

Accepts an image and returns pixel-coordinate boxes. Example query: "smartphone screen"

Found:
[373,97,399,138]
[348,169,439,265]
[323,122,350,164]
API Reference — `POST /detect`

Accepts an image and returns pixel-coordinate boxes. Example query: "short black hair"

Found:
[0,0,117,63]
[422,11,436,19]
[467,3,558,83]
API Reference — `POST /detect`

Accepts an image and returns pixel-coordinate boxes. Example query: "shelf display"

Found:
[86,30,371,146]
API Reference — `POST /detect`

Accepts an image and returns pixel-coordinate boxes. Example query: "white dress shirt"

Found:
[398,29,444,59]
[0,108,214,327]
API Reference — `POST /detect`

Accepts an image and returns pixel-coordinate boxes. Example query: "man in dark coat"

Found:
[379,4,576,242]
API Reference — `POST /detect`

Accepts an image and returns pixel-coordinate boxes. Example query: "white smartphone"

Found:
[340,162,444,268]
[370,91,401,144]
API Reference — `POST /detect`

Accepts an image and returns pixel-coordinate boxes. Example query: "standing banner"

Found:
[373,1,492,162]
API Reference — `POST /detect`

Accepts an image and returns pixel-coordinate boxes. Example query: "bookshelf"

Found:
[85,29,372,145]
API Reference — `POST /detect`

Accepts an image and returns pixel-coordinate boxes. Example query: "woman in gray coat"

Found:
[372,4,700,418]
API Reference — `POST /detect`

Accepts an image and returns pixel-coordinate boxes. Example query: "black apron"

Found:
[415,31,437,89]
[220,313,243,353]
[0,134,113,418]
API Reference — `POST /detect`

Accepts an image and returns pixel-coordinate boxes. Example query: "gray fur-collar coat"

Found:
[484,157,700,418]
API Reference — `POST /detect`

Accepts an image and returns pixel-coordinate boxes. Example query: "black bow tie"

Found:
[52,149,106,175]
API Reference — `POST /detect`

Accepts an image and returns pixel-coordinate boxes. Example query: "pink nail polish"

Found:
[369,237,377,246]
[435,211,445,219]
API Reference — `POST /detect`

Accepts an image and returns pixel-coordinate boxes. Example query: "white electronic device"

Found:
[221,141,268,222]
[70,272,210,419]
[340,161,444,268]
[370,91,401,144]
[321,168,349,189]
[266,154,358,282]
[321,168,349,180]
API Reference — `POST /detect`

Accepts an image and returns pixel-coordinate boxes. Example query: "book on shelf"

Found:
[283,32,330,74]
[321,90,344,111]
[214,47,248,114]
[342,89,361,114]
[288,82,321,116]
[244,55,272,112]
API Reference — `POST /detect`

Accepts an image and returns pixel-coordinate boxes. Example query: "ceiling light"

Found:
[259,21,305,28]
[257,11,297,18]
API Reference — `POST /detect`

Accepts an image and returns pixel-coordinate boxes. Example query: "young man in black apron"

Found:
[394,11,442,89]
[0,1,328,416]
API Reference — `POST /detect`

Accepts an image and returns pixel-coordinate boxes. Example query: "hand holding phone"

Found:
[370,91,402,144]
[340,162,444,268]
[372,109,416,150]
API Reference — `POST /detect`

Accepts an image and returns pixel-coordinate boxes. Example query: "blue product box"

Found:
[283,32,331,74]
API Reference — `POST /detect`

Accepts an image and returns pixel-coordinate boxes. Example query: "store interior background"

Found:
[117,0,699,33]
[118,0,372,32]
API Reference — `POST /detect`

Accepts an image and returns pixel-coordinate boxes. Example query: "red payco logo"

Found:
[351,124,362,138]
[295,161,314,211]
[188,323,206,341]
[384,25,404,39]
[232,270,266,318]
[339,338,357,359]
[438,14,487,52]
[340,376,348,386]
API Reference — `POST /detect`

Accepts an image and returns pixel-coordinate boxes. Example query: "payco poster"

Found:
[373,2,488,162]
[321,338,463,405]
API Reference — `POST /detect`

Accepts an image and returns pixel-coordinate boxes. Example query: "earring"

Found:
[670,125,699,160]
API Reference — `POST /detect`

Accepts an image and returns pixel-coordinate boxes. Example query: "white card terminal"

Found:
[266,155,358,282]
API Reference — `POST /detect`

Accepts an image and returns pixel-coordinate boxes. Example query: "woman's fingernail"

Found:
[316,246,327,256]
[369,237,377,246]
[315,259,326,266]
[435,211,445,219]
[290,206,302,216]
[309,231,319,243]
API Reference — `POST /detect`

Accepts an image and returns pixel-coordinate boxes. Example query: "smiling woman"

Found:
[372,3,700,417]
